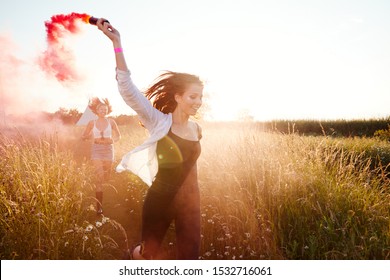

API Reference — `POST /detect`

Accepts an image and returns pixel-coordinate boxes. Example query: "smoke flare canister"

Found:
[88,16,109,25]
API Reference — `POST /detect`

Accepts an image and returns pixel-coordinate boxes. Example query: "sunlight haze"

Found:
[0,0,389,121]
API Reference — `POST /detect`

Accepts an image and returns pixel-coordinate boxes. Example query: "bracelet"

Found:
[114,47,123,53]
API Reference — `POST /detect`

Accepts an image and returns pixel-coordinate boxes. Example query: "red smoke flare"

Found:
[38,13,92,83]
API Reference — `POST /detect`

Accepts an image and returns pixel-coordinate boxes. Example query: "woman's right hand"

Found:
[96,17,128,71]
[97,18,121,46]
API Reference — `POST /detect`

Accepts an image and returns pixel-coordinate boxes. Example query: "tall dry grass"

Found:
[0,131,128,259]
[0,122,389,259]
[197,124,390,259]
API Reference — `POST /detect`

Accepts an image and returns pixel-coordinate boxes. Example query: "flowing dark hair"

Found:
[144,71,203,114]
[88,97,112,115]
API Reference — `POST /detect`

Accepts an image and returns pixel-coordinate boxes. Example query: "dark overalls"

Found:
[141,128,201,259]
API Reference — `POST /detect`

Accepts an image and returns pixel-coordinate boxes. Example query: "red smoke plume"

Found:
[38,13,91,84]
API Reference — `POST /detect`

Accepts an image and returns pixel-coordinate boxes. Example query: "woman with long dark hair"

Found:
[96,18,204,259]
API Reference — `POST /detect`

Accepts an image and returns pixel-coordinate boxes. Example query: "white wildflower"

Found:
[85,224,93,232]
[95,221,102,228]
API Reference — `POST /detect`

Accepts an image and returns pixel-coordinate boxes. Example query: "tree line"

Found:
[3,108,389,138]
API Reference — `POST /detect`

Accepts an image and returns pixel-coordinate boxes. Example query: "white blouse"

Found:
[115,69,172,187]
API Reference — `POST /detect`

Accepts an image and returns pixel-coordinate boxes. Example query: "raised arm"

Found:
[96,19,127,71]
[96,19,166,131]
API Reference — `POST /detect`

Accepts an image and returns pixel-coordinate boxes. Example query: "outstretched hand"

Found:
[97,18,121,44]
[96,17,128,71]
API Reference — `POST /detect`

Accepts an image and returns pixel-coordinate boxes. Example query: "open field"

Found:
[1,122,389,259]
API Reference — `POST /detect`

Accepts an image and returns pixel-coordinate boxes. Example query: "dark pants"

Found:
[141,166,200,259]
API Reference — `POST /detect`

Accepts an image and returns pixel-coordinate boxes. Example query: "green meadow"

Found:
[1,120,389,259]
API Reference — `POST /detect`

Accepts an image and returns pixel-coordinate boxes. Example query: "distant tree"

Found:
[54,108,81,125]
[113,114,139,126]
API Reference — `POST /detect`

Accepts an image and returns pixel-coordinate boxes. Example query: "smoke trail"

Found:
[0,33,87,120]
[0,35,25,114]
[38,13,91,84]
[0,34,82,142]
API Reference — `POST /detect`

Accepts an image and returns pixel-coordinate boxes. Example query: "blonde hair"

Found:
[88,97,112,115]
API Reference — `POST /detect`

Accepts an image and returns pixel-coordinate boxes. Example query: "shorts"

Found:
[91,143,114,161]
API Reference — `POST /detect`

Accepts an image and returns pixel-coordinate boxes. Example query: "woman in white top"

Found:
[82,97,121,214]
[96,19,204,259]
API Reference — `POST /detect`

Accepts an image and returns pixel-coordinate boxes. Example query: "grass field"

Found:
[1,121,389,259]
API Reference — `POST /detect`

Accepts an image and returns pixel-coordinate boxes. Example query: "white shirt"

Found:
[115,69,172,186]
[92,119,112,138]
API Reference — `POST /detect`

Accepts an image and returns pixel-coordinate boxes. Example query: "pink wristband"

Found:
[114,48,123,53]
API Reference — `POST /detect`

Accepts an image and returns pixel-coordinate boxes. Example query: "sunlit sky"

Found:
[1,0,389,121]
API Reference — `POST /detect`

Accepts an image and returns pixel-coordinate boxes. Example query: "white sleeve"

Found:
[116,69,165,131]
